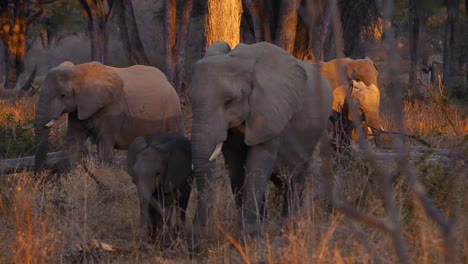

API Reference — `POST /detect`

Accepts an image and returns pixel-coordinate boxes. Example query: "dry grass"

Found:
[381,99,468,151]
[0,97,467,263]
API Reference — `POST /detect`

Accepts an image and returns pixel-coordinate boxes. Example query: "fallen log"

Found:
[0,151,127,175]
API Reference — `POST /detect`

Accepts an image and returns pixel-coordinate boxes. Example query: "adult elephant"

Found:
[188,41,333,245]
[34,61,184,174]
[320,58,382,146]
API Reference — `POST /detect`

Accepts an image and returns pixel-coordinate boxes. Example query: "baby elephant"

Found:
[127,133,192,245]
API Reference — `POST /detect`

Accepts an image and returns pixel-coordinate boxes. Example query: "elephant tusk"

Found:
[22,123,34,130]
[45,119,57,128]
[209,142,224,161]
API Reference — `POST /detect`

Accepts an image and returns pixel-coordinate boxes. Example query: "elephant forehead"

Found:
[139,147,161,160]
[189,71,246,100]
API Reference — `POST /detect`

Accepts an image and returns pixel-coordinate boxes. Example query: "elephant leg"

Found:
[138,192,154,243]
[240,139,280,235]
[95,114,123,164]
[282,161,309,218]
[222,127,248,207]
[176,182,192,228]
[62,116,88,172]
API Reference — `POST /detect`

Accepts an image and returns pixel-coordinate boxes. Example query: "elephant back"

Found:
[112,65,182,121]
[112,65,185,143]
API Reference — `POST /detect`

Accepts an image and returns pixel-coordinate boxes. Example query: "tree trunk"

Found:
[114,0,150,65]
[409,0,423,98]
[205,0,243,49]
[243,0,266,42]
[0,0,27,89]
[443,0,460,88]
[79,0,113,63]
[329,0,345,58]
[275,0,300,53]
[174,0,194,95]
[163,0,177,85]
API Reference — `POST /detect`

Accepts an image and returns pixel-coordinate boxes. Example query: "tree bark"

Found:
[275,0,300,54]
[0,0,42,89]
[79,0,113,63]
[243,0,267,42]
[163,0,177,85]
[443,0,460,88]
[114,0,150,65]
[174,0,194,95]
[409,0,423,98]
[205,0,243,49]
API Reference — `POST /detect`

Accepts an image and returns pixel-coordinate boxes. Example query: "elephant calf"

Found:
[127,133,193,245]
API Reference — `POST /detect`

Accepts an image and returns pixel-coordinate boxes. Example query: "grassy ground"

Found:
[0,95,467,263]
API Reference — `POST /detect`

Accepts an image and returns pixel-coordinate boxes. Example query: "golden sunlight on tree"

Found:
[205,0,243,49]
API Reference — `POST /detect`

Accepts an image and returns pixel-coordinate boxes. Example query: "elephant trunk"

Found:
[365,110,383,146]
[33,99,52,174]
[190,121,219,231]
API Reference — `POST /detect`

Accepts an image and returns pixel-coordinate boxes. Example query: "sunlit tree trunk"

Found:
[205,0,243,49]
[0,0,45,89]
[163,0,177,86]
[114,0,150,65]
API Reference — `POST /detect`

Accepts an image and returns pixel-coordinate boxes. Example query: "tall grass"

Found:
[381,99,468,150]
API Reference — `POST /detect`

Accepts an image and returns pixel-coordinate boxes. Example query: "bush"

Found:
[0,99,65,159]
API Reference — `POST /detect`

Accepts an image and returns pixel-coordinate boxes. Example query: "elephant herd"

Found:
[32,41,383,250]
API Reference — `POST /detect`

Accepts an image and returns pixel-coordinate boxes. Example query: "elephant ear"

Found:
[244,43,307,145]
[159,139,192,193]
[73,62,124,120]
[127,136,148,177]
[204,41,231,57]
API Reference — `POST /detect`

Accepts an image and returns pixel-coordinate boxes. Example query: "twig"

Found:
[368,125,433,147]
[332,199,393,233]
[396,153,456,263]
[417,79,459,136]
[82,164,109,191]
[216,224,251,264]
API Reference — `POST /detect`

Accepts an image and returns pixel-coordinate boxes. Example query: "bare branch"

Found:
[417,79,460,136]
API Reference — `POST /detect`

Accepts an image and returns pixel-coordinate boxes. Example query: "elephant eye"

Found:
[224,98,234,106]
[60,93,65,98]
[155,172,161,176]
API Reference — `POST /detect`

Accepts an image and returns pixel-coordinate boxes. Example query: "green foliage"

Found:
[0,100,65,159]
[414,153,455,210]
[28,1,86,47]
[44,1,85,34]
[0,112,35,159]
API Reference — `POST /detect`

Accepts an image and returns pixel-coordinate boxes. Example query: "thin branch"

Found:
[417,79,460,136]
[367,125,433,147]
